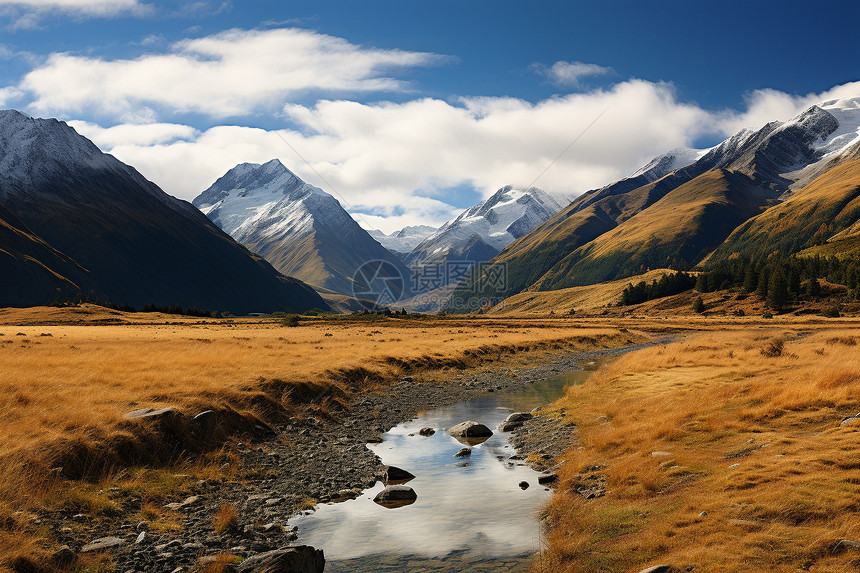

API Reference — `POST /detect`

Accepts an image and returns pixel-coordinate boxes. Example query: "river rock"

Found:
[832,539,860,553]
[447,421,493,445]
[50,546,77,566]
[384,465,415,484]
[418,427,435,436]
[373,485,418,508]
[124,407,176,420]
[518,481,529,490]
[235,546,325,572]
[639,566,672,573]
[538,473,558,485]
[192,410,218,438]
[498,412,533,432]
[454,447,472,457]
[81,536,125,553]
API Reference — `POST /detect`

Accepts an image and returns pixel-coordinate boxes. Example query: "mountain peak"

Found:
[406,185,563,268]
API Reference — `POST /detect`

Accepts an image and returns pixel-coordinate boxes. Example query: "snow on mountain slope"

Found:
[0,109,183,209]
[368,225,437,255]
[194,160,412,298]
[794,97,860,158]
[405,186,563,267]
[631,147,708,182]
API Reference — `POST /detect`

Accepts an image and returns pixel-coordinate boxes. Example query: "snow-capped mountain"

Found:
[194,160,412,298]
[405,186,563,269]
[0,110,325,313]
[368,225,437,256]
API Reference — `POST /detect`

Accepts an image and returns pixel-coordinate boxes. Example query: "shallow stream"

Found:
[289,361,605,572]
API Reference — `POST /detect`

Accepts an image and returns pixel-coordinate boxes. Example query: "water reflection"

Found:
[288,366,597,567]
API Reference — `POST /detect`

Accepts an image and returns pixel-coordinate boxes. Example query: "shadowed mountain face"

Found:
[444,97,860,311]
[194,160,412,299]
[0,110,326,314]
[0,201,105,307]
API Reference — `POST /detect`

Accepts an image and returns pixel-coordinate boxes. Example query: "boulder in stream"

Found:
[373,485,418,509]
[384,465,415,484]
[447,421,493,445]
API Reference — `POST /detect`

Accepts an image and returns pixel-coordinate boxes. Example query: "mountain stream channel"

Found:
[98,342,661,572]
[288,353,617,573]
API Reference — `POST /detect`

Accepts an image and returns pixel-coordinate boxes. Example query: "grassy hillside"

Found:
[708,159,860,262]
[533,169,776,290]
[488,269,675,315]
[536,328,860,572]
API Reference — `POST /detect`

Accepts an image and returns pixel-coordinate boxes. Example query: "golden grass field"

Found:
[0,304,635,569]
[536,325,860,573]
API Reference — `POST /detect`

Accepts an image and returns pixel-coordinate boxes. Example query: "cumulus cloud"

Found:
[75,78,860,233]
[0,0,148,28]
[532,60,613,87]
[19,27,451,119]
[718,81,860,135]
[72,80,715,232]
[67,120,198,147]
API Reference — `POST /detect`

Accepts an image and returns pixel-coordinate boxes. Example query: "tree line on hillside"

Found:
[619,255,860,312]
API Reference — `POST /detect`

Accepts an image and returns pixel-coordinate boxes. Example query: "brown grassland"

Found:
[0,303,633,570]
[535,325,860,573]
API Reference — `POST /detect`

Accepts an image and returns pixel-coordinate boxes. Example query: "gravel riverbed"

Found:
[53,343,653,570]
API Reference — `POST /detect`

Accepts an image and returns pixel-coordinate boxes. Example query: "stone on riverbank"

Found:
[235,546,325,572]
[498,412,533,432]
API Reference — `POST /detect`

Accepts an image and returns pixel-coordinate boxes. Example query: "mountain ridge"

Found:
[0,110,325,313]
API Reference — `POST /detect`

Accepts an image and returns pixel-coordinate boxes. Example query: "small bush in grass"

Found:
[692,297,705,313]
[281,315,300,327]
[821,306,841,318]
[213,503,238,534]
[760,337,784,357]
[762,311,773,319]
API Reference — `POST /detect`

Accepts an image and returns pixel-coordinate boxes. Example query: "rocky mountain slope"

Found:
[193,160,412,299]
[0,110,325,313]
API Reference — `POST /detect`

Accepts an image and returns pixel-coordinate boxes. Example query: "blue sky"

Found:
[1,0,858,231]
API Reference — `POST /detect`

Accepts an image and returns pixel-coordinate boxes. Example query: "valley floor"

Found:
[0,305,857,571]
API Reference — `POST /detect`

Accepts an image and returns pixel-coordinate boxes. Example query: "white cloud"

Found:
[19,27,450,119]
[79,80,714,232]
[68,120,198,147]
[0,86,22,106]
[0,0,148,28]
[718,81,860,135]
[532,60,613,87]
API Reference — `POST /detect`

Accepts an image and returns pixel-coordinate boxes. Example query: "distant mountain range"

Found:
[405,186,562,269]
[447,96,860,311]
[193,159,412,300]
[368,225,436,257]
[0,110,325,313]
[5,96,860,316]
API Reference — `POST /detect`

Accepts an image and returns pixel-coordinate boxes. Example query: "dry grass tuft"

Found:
[213,503,238,534]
